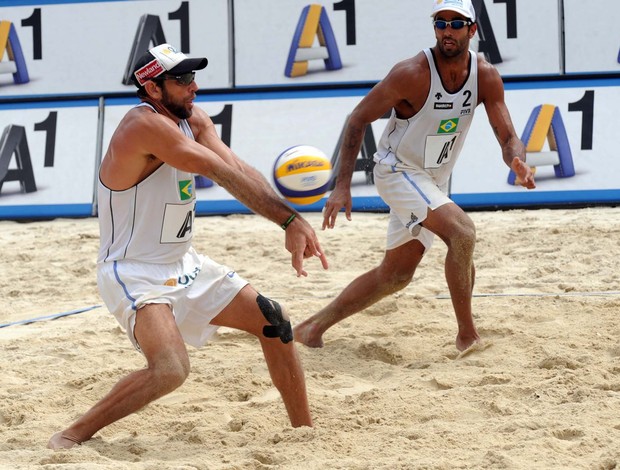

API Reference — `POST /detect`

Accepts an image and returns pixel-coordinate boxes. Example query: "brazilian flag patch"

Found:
[437,118,459,134]
[179,180,193,200]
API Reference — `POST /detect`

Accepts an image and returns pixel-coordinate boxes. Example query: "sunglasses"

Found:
[433,19,472,30]
[157,72,196,86]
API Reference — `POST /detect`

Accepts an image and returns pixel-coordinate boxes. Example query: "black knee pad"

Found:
[256,294,293,344]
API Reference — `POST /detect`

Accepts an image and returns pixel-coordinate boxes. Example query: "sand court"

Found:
[1,208,619,469]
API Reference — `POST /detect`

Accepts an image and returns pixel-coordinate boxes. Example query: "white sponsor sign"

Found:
[452,82,619,206]
[2,79,618,219]
[101,91,386,214]
[564,0,620,74]
[479,0,561,77]
[0,0,230,98]
[0,102,99,217]
[233,0,561,87]
[103,80,620,215]
[234,0,433,86]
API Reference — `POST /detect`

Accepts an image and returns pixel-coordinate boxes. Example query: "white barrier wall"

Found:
[1,0,571,100]
[0,100,100,218]
[99,79,619,217]
[0,0,231,98]
[101,90,387,215]
[2,79,620,219]
[233,0,562,87]
[452,80,620,207]
[564,0,620,75]
[0,0,619,219]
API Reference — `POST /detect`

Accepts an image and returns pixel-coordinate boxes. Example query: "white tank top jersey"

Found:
[97,103,197,264]
[374,48,479,189]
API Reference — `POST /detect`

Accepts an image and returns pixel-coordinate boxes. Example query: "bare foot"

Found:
[456,333,481,352]
[47,431,81,450]
[293,320,324,348]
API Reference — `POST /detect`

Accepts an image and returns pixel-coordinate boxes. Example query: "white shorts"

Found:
[373,162,452,251]
[97,247,249,350]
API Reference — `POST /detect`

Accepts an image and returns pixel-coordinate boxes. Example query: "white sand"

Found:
[1,208,620,469]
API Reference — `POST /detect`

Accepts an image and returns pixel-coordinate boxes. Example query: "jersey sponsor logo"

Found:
[178,266,200,287]
[134,58,165,86]
[161,202,194,243]
[424,133,460,169]
[163,266,201,288]
[179,179,193,200]
[434,102,453,110]
[176,210,193,238]
[437,118,459,133]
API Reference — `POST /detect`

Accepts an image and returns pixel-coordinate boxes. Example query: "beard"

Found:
[436,38,468,58]
[161,87,192,120]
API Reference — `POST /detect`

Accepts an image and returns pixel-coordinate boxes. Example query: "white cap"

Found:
[133,44,208,87]
[431,0,476,22]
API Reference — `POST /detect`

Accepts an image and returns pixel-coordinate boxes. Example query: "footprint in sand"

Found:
[456,341,493,359]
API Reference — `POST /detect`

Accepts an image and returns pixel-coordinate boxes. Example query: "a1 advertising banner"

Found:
[0,101,100,218]
[101,90,389,215]
[473,0,560,77]
[564,0,620,75]
[451,80,620,207]
[0,0,230,99]
[234,0,434,86]
[101,79,620,217]
[2,80,618,220]
[233,0,561,87]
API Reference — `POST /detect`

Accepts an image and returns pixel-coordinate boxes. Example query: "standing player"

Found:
[294,0,535,352]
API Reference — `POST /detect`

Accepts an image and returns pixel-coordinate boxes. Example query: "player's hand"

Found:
[322,186,353,230]
[511,157,536,189]
[284,217,329,277]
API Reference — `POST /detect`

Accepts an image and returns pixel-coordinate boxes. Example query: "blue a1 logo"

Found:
[284,0,358,78]
[507,90,595,185]
[0,18,32,84]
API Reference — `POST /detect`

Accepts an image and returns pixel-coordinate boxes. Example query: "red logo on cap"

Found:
[134,59,165,86]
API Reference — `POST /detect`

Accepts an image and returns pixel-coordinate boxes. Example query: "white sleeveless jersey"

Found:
[374,48,478,189]
[98,103,196,264]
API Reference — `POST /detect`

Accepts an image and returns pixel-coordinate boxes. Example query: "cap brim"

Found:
[169,57,208,75]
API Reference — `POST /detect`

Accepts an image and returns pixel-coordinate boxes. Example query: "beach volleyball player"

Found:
[48,44,328,450]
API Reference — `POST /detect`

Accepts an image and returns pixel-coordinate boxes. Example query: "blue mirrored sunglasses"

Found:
[158,72,195,86]
[433,19,472,30]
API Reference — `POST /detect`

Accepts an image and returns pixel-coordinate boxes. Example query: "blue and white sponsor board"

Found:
[563,0,620,75]
[101,89,387,215]
[0,99,100,218]
[0,0,231,99]
[233,0,561,87]
[452,79,620,207]
[1,78,619,220]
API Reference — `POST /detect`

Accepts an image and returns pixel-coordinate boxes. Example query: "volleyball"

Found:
[273,145,332,205]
